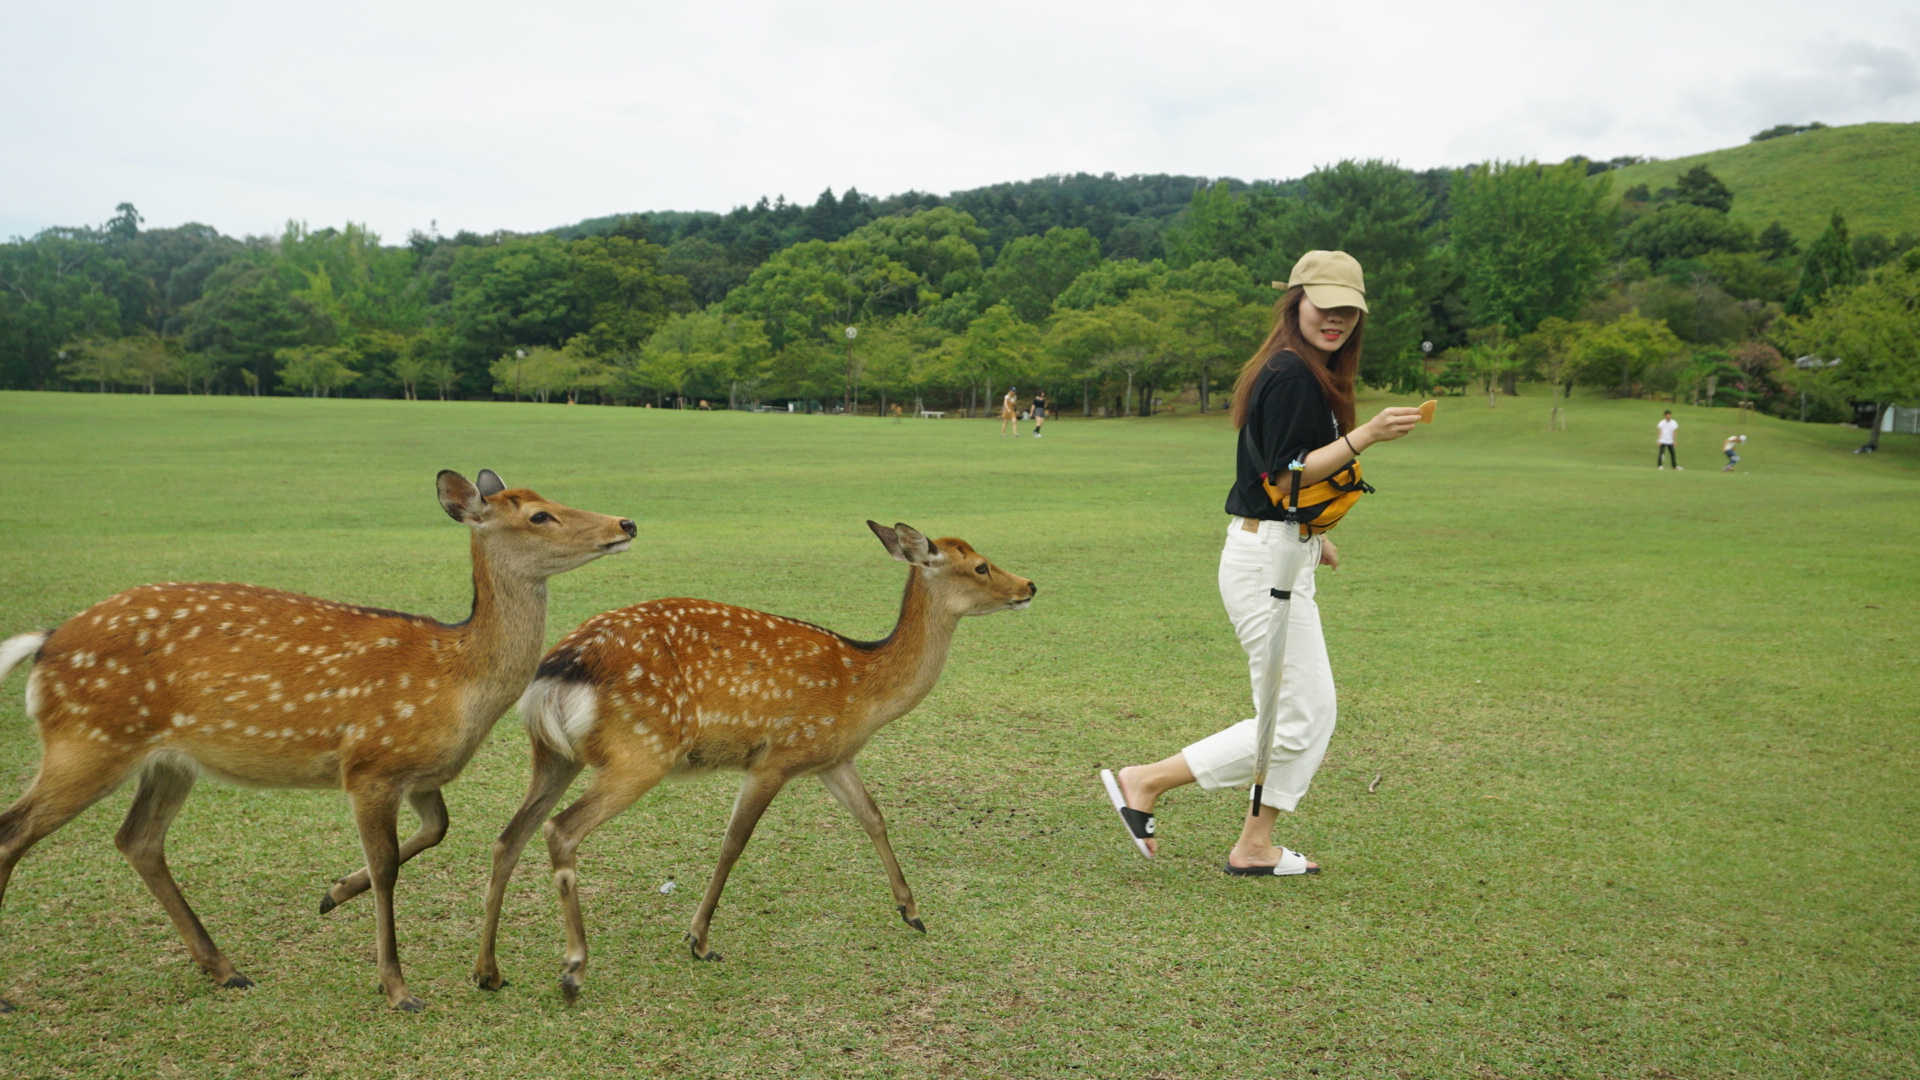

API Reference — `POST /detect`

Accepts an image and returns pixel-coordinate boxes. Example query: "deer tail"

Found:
[518,677,598,761]
[0,631,50,686]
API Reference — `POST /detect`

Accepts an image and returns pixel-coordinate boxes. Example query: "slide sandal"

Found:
[1099,769,1155,858]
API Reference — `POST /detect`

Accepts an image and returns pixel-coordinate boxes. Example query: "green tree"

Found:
[182,259,311,393]
[1449,160,1613,333]
[955,303,1041,414]
[1619,204,1754,265]
[1782,259,1920,449]
[0,230,127,389]
[1163,182,1294,286]
[275,345,358,396]
[1785,213,1858,316]
[1673,166,1734,213]
[1568,313,1686,395]
[980,227,1102,323]
[1280,159,1437,392]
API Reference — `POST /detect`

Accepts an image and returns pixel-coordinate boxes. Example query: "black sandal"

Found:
[1099,769,1154,858]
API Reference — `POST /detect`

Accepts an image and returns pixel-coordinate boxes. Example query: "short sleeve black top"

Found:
[1224,351,1342,520]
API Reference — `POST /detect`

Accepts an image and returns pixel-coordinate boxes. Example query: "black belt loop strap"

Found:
[1270,588,1292,601]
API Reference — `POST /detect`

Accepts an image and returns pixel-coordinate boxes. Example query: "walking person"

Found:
[1722,433,1746,472]
[1032,390,1048,438]
[1098,251,1422,876]
[1001,387,1020,436]
[1657,410,1681,469]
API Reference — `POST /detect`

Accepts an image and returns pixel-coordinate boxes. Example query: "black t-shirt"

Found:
[1225,351,1342,520]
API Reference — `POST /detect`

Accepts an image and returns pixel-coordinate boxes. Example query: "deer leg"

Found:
[685,770,788,963]
[319,788,449,914]
[474,742,581,992]
[113,758,251,989]
[0,742,145,1012]
[541,757,667,1003]
[819,760,924,933]
[345,780,422,1012]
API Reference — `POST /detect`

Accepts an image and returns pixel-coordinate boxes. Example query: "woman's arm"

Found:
[1294,406,1423,485]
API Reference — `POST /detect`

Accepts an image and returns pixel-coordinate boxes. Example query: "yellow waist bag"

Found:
[1245,425,1374,538]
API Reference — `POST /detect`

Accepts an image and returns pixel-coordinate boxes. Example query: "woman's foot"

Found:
[1226,843,1318,873]
[1115,766,1162,855]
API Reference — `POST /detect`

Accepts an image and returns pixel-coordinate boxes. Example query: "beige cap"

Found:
[1272,250,1368,313]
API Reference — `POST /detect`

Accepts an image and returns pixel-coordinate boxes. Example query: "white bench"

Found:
[917,410,946,419]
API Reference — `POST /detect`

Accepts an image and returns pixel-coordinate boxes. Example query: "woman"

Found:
[1001,387,1020,436]
[1100,250,1421,876]
[1032,390,1048,437]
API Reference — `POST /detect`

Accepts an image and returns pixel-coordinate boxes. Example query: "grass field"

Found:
[0,389,1914,1079]
[1601,121,1920,242]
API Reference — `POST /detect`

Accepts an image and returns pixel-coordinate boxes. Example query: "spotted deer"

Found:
[0,470,634,1013]
[472,521,1035,1002]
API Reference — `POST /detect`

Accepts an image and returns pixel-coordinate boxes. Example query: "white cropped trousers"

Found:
[1181,518,1336,813]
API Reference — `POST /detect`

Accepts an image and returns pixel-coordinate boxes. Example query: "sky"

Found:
[3,0,1917,242]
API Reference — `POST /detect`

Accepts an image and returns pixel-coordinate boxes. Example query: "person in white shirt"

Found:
[1723,433,1747,472]
[1657,411,1681,470]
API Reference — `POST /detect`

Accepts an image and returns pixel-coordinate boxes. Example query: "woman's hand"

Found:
[1356,406,1422,448]
[1319,538,1340,570]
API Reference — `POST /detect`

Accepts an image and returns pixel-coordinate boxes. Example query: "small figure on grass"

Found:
[1001,387,1020,436]
[1722,434,1747,472]
[1099,251,1424,877]
[1657,410,1681,470]
[1032,390,1048,438]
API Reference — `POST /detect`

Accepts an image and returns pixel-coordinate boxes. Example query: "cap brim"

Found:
[1300,283,1368,313]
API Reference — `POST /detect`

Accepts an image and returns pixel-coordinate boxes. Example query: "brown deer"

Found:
[0,470,634,1012]
[471,521,1035,1002]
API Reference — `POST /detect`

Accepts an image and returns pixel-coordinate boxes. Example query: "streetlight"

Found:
[514,348,526,402]
[844,326,858,415]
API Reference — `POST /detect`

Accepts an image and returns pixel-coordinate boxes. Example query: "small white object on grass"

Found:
[1368,773,1382,793]
[658,877,678,895]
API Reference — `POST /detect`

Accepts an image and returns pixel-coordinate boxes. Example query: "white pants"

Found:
[1182,519,1336,813]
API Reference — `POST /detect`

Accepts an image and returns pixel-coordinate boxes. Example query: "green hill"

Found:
[1600,121,1920,243]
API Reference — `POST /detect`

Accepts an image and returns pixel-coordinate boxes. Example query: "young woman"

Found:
[1100,250,1421,876]
[1001,387,1020,436]
[1032,390,1048,437]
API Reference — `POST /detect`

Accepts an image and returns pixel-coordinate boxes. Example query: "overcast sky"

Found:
[3,1,1916,242]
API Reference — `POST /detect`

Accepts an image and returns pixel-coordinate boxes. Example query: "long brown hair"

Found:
[1229,286,1363,434]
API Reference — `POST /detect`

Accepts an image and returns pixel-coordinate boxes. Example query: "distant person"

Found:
[1001,387,1020,436]
[1657,410,1681,470]
[1098,250,1422,877]
[1722,433,1746,472]
[1032,390,1048,438]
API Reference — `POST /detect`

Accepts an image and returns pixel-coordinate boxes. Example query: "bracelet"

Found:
[1344,434,1360,456]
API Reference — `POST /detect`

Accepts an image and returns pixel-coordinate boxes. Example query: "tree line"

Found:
[4,155,1916,424]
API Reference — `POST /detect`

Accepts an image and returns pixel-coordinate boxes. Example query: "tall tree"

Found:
[980,227,1102,322]
[1449,160,1613,334]
[1782,257,1920,450]
[1785,212,1858,316]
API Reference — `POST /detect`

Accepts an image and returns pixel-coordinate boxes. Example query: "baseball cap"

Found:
[1274,250,1368,313]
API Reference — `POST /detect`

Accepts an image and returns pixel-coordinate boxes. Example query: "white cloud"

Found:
[1,0,1915,240]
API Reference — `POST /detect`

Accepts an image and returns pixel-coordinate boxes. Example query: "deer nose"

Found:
[618,519,637,538]
[1026,581,1038,596]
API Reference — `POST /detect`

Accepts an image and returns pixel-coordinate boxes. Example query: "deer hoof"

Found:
[221,973,256,990]
[684,933,722,962]
[898,907,926,934]
[474,972,507,992]
[392,995,426,1013]
[560,974,582,1004]
[318,891,338,915]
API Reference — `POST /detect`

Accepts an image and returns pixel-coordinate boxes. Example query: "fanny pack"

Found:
[1242,424,1374,538]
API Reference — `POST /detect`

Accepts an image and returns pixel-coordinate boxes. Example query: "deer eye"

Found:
[975,563,989,575]
[529,511,553,524]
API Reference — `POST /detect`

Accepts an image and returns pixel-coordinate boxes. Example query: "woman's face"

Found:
[1298,297,1360,353]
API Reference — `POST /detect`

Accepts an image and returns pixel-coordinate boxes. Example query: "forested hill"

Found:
[550,173,1308,305]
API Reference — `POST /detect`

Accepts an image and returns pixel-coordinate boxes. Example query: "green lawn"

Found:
[1600,121,1920,242]
[0,390,1914,1079]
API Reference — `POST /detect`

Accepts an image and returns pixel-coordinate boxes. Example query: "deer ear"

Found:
[475,469,506,498]
[437,470,488,523]
[868,520,907,561]
[893,523,944,565]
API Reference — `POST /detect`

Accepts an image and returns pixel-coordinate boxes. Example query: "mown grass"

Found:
[0,389,1914,1079]
[1602,121,1920,241]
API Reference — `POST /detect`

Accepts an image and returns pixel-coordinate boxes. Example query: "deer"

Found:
[0,469,634,1013]
[471,521,1035,1002]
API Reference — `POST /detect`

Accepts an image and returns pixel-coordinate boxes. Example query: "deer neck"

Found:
[856,568,962,731]
[452,536,550,716]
